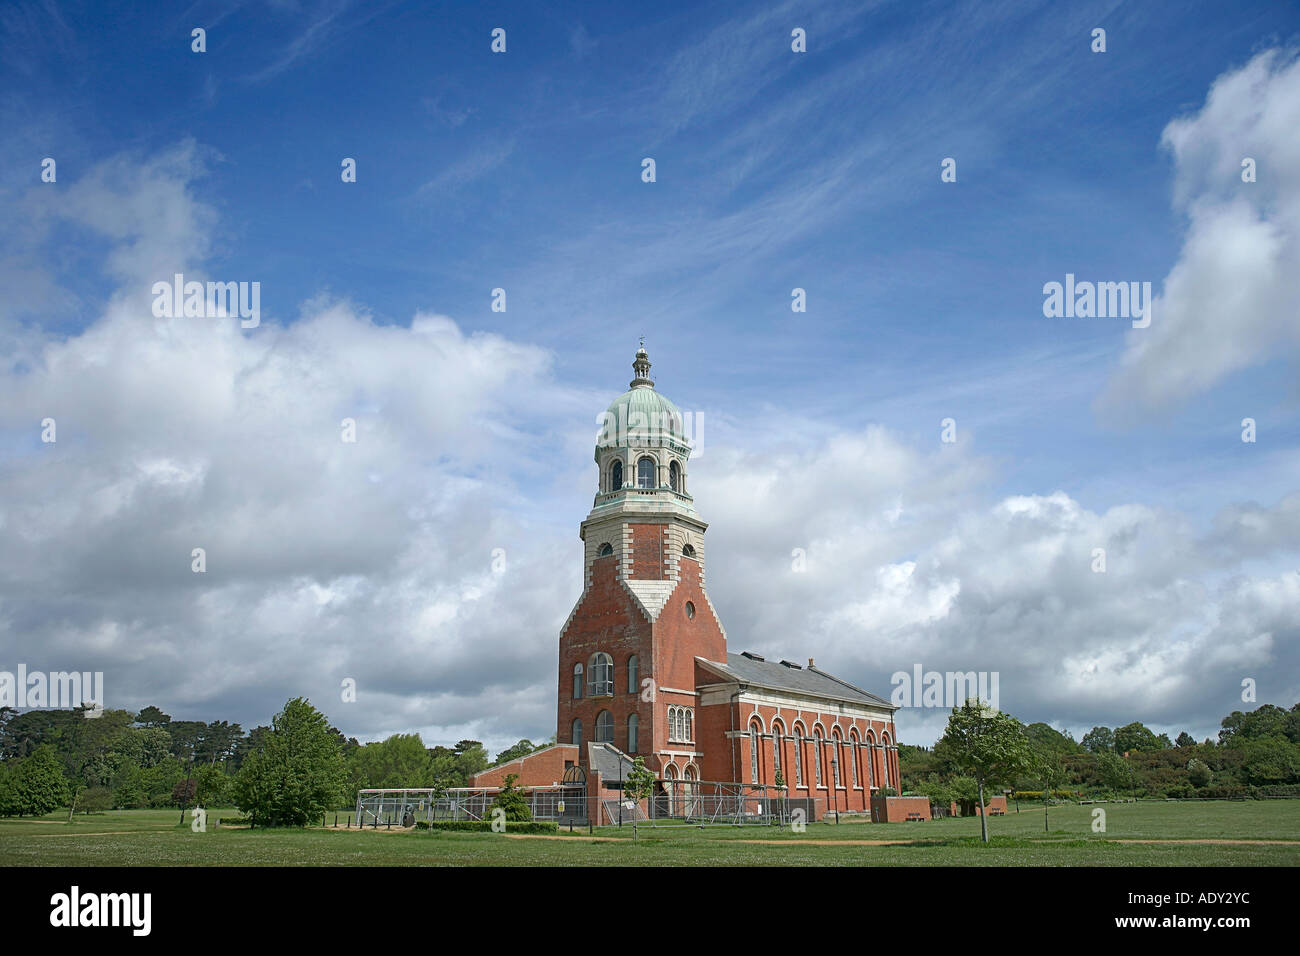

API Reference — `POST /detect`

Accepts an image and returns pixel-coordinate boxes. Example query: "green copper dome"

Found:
[597,347,689,448]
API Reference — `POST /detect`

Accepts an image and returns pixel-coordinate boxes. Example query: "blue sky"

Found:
[2,0,1299,750]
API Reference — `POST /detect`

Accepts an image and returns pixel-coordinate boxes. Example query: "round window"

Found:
[685,601,695,619]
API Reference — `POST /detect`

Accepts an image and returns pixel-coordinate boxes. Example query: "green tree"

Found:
[232,698,347,827]
[1080,726,1114,754]
[493,739,538,765]
[1113,722,1161,754]
[1240,738,1300,786]
[1186,758,1212,788]
[1024,723,1083,755]
[348,733,434,797]
[936,700,1035,843]
[134,706,171,728]
[1036,752,1067,833]
[3,745,69,817]
[623,756,657,841]
[1175,732,1196,748]
[1096,751,1131,795]
[1219,703,1300,746]
[948,775,979,815]
[490,773,533,822]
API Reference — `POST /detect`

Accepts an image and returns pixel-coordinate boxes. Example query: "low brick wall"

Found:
[871,795,932,822]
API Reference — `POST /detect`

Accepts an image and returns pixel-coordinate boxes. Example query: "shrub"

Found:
[422,820,558,834]
[414,819,430,830]
[490,772,533,822]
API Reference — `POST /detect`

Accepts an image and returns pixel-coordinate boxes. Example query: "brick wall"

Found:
[469,744,580,789]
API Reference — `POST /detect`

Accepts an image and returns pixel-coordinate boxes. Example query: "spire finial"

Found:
[630,342,654,388]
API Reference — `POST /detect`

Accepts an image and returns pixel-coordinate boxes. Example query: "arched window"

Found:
[597,542,613,557]
[771,721,783,777]
[881,732,892,790]
[750,723,762,783]
[627,713,638,753]
[587,652,613,696]
[595,710,613,744]
[609,459,623,492]
[572,663,583,700]
[637,456,656,489]
[831,729,842,788]
[571,718,582,748]
[669,460,681,492]
[684,765,697,818]
[627,655,638,693]
[793,725,804,787]
[682,543,696,558]
[849,731,860,787]
[865,733,876,789]
[664,764,678,815]
[814,730,824,786]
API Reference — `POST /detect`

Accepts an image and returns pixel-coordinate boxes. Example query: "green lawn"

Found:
[2,800,1297,866]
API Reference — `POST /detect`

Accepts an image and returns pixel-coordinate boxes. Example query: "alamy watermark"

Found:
[890,664,999,713]
[595,406,705,457]
[152,272,260,328]
[1042,274,1151,328]
[0,665,104,717]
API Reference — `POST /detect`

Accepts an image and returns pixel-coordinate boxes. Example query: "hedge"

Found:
[422,820,559,834]
[1009,790,1077,800]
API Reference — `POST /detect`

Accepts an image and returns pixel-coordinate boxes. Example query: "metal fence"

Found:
[605,780,813,827]
[353,786,587,827]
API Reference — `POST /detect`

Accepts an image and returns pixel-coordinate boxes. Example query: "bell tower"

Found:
[557,346,727,773]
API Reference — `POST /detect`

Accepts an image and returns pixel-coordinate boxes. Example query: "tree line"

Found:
[0,697,545,823]
[908,700,1300,829]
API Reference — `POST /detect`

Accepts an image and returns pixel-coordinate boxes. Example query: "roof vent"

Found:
[740,651,765,661]
[780,659,802,669]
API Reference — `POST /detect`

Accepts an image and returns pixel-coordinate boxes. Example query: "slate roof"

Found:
[699,652,894,709]
[586,741,636,783]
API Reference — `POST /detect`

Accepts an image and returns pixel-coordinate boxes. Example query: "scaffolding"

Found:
[353,785,587,827]
[605,779,812,827]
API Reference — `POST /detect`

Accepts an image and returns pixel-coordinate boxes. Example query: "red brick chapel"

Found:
[470,347,906,821]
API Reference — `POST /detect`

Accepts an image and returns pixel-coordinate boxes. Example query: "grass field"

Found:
[2,800,1298,866]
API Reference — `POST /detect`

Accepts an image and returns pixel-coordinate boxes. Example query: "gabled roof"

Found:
[698,653,895,710]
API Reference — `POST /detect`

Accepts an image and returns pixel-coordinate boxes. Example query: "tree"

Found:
[1113,722,1161,754]
[1219,703,1300,746]
[134,706,171,728]
[232,698,347,827]
[1096,751,1131,794]
[1240,739,1300,787]
[490,773,532,822]
[348,734,434,797]
[623,756,657,841]
[1175,732,1196,748]
[1024,723,1083,755]
[937,700,1035,843]
[1186,758,1212,788]
[948,775,979,815]
[1081,726,1114,754]
[1036,752,1067,833]
[3,745,69,817]
[493,739,538,765]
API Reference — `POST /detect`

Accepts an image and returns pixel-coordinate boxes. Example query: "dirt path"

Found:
[1112,838,1300,846]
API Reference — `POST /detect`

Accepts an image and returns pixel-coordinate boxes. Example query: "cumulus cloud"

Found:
[696,437,1300,745]
[1099,49,1300,416]
[2,139,1297,759]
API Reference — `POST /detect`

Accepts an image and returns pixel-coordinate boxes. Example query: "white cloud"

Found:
[1099,49,1300,416]
[2,140,1297,760]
